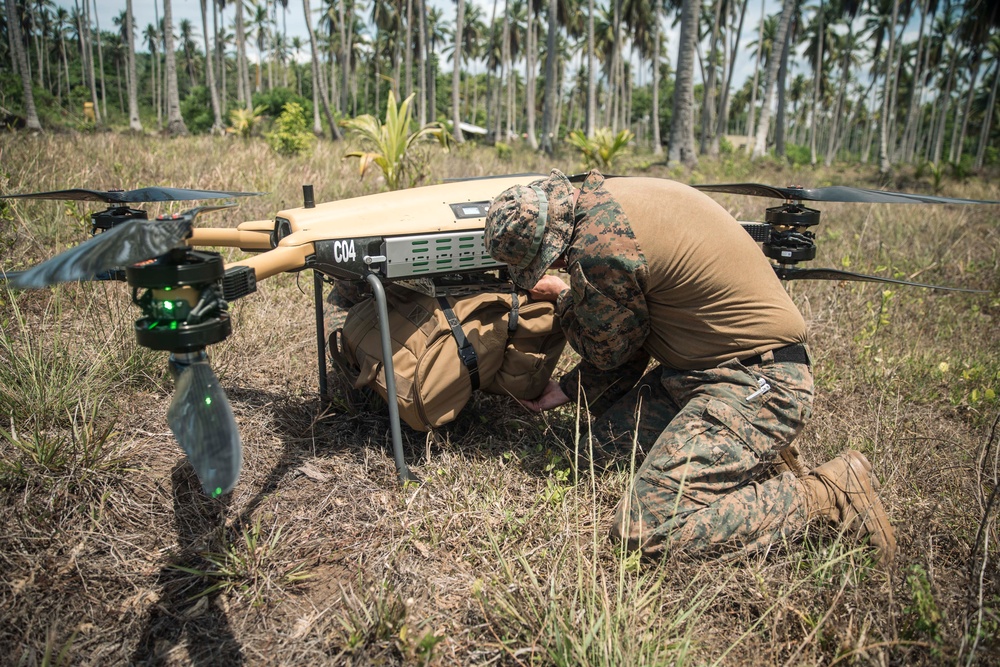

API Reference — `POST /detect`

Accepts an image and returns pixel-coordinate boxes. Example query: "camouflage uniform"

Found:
[487,170,815,559]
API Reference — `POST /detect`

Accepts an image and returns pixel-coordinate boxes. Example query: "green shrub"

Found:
[784,143,811,166]
[265,102,316,157]
[181,86,215,134]
[252,87,313,119]
[228,105,267,139]
[340,90,451,190]
[495,141,512,161]
[566,127,634,170]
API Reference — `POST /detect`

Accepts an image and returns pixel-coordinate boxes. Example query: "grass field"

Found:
[1,132,998,665]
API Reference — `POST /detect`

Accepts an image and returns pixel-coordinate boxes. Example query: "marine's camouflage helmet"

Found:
[485,169,575,289]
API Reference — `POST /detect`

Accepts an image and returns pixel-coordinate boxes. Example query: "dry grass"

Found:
[0,131,998,665]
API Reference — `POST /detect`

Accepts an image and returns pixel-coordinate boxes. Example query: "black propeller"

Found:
[776,267,987,293]
[168,353,242,497]
[693,183,1000,205]
[1,186,264,204]
[4,205,234,289]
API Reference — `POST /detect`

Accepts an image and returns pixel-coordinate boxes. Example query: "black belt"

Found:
[740,343,810,367]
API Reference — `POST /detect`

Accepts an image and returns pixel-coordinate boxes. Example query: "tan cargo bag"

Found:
[331,284,566,431]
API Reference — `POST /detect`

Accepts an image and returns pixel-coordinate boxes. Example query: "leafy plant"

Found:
[266,102,316,157]
[227,105,267,139]
[340,90,451,190]
[566,127,634,170]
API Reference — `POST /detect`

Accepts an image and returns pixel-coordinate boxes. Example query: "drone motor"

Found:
[128,247,232,353]
[762,202,820,265]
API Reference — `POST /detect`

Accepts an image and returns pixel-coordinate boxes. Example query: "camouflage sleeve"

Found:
[558,349,651,417]
[555,259,650,371]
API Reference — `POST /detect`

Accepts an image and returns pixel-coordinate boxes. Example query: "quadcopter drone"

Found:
[1,176,995,496]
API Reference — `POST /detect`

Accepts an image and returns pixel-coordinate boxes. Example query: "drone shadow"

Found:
[130,465,245,666]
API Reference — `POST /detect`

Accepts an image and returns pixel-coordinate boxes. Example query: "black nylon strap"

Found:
[741,343,810,367]
[437,296,480,391]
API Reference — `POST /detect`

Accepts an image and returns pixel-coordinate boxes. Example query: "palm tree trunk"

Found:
[651,4,662,155]
[92,0,108,120]
[700,0,723,155]
[901,0,929,163]
[809,1,822,165]
[200,0,224,132]
[824,46,851,166]
[303,0,341,139]
[539,0,558,153]
[932,45,958,165]
[586,0,596,137]
[236,1,253,111]
[716,0,747,151]
[752,0,795,158]
[974,60,999,170]
[5,0,41,130]
[78,0,101,123]
[526,1,537,147]
[877,0,899,174]
[405,0,414,100]
[668,0,699,166]
[775,17,792,157]
[163,0,189,135]
[126,0,143,131]
[417,0,428,125]
[215,1,226,112]
[744,0,764,153]
[951,54,981,165]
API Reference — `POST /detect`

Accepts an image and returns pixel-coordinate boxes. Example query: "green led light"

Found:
[163,300,174,311]
[213,487,222,497]
[148,321,158,330]
[205,396,212,406]
[170,321,178,330]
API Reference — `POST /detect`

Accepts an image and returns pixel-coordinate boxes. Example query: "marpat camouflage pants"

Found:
[593,351,814,558]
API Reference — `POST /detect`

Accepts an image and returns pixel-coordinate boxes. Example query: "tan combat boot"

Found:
[799,450,897,565]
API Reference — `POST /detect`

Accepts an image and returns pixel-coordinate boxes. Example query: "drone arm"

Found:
[228,243,313,280]
[188,227,273,250]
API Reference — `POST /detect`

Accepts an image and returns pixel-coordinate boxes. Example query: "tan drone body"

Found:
[188,175,541,281]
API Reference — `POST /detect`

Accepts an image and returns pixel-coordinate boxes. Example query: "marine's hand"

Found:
[529,274,569,302]
[519,380,571,412]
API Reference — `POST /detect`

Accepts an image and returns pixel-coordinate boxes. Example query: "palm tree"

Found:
[974,33,1000,170]
[125,0,142,131]
[249,1,270,92]
[876,0,900,174]
[303,0,342,138]
[91,0,108,120]
[179,18,198,88]
[145,23,161,128]
[163,0,189,135]
[452,0,465,142]
[744,2,771,150]
[76,0,101,123]
[539,0,559,153]
[668,0,698,166]
[5,0,41,129]
[53,7,73,105]
[200,0,224,132]
[751,0,796,158]
[714,0,750,154]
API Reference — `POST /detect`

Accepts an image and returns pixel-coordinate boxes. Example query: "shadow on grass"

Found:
[130,465,245,666]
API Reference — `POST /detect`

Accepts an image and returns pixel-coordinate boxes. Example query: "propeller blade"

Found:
[694,183,1000,205]
[167,361,242,497]
[776,267,987,293]
[1,186,264,204]
[8,218,191,289]
[8,205,235,290]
